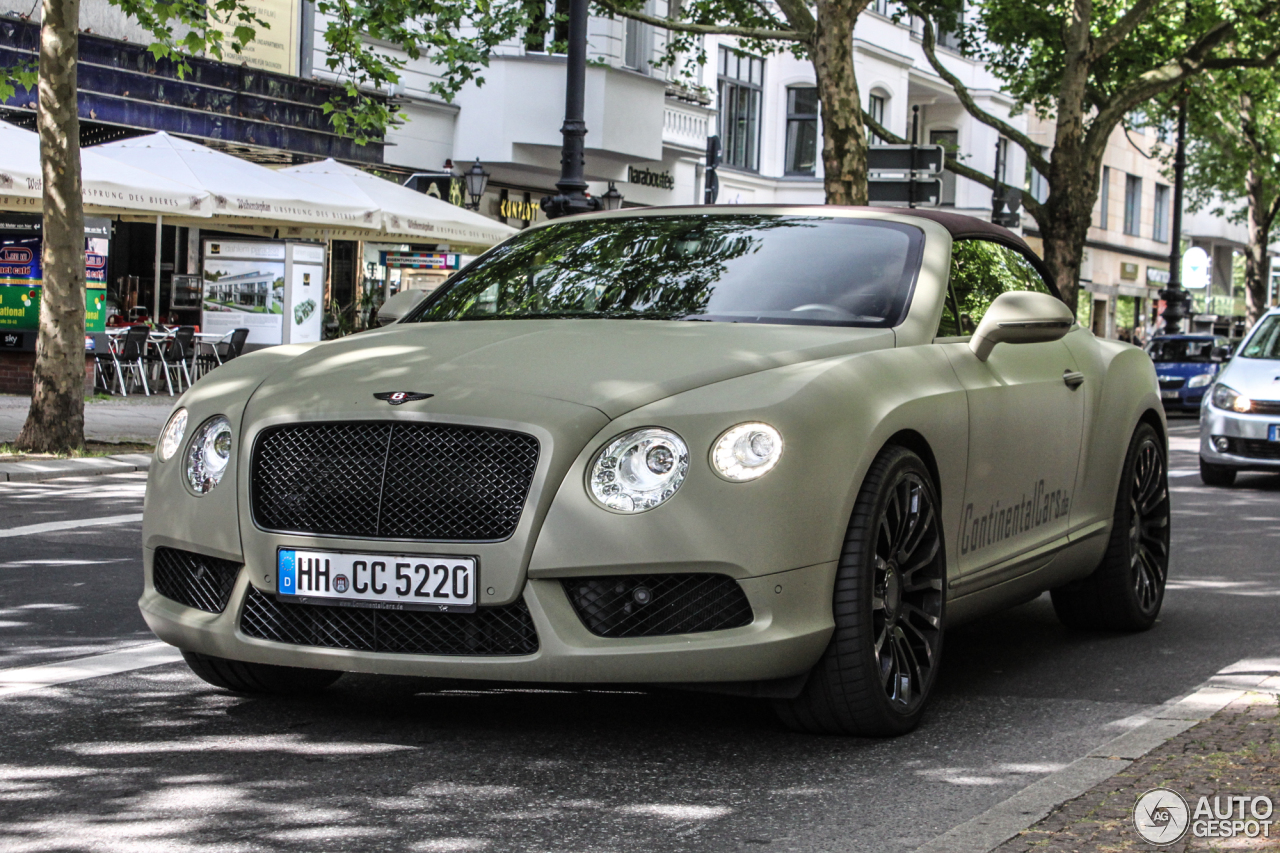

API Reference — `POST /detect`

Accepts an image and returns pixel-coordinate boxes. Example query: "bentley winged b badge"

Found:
[374,392,434,405]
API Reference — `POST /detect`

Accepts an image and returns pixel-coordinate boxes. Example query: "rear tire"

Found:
[1199,458,1237,487]
[182,650,342,695]
[1052,423,1170,632]
[774,446,946,737]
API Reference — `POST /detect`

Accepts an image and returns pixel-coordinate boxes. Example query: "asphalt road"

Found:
[0,418,1276,853]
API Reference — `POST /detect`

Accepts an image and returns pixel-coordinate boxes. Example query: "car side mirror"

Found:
[969,291,1075,361]
[1211,345,1231,362]
[375,289,429,327]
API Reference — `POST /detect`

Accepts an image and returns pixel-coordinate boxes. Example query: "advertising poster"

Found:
[0,217,110,333]
[210,0,300,76]
[202,240,286,345]
[285,243,325,344]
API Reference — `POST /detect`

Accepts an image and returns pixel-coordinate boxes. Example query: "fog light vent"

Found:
[563,574,753,638]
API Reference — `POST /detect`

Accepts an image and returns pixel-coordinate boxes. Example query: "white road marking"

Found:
[0,642,181,697]
[0,514,144,538]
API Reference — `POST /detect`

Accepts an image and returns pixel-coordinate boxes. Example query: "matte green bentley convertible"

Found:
[141,207,1169,736]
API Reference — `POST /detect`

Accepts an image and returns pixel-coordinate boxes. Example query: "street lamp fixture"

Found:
[464,158,490,210]
[601,182,624,211]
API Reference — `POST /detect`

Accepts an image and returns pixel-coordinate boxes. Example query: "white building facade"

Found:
[307,3,1028,228]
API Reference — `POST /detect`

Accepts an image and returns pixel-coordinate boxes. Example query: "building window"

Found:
[718,47,764,171]
[524,0,569,53]
[872,0,893,15]
[1153,183,1170,242]
[1098,166,1110,229]
[1124,174,1142,236]
[995,136,1008,184]
[1027,145,1048,202]
[930,129,959,206]
[784,87,818,175]
[623,4,651,72]
[868,92,886,145]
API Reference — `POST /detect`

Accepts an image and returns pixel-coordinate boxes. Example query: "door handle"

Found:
[1063,370,1085,389]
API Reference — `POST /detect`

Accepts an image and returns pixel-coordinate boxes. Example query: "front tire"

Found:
[182,651,342,695]
[1199,458,1237,487]
[1052,423,1170,631]
[775,446,945,737]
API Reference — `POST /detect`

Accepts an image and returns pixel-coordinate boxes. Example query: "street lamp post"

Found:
[540,0,602,219]
[1160,97,1189,335]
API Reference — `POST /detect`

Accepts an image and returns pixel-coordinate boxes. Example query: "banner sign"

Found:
[381,252,461,270]
[0,215,111,332]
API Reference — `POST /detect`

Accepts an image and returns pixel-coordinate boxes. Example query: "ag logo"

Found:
[374,392,434,406]
[1134,787,1190,845]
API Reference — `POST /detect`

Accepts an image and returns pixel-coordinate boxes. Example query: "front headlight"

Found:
[185,416,233,494]
[1211,383,1252,413]
[1188,373,1214,389]
[158,408,187,462]
[588,427,689,513]
[711,423,784,481]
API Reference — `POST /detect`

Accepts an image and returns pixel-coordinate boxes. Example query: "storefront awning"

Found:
[0,120,211,216]
[281,159,518,247]
[90,132,379,227]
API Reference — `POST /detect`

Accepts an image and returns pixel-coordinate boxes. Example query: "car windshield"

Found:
[409,215,925,328]
[1146,338,1216,363]
[1239,314,1280,359]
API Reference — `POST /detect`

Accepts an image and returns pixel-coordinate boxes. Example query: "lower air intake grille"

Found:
[1227,437,1280,460]
[239,586,539,656]
[564,574,753,638]
[153,547,241,613]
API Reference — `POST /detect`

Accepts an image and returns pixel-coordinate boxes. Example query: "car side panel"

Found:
[1063,328,1166,553]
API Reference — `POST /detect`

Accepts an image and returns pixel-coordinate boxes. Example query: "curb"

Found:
[0,453,152,482]
[912,672,1273,853]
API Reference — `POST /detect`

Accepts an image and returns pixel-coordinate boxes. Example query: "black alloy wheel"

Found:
[775,446,945,736]
[1052,423,1170,631]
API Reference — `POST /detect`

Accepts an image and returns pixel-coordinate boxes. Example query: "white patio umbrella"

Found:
[282,158,518,246]
[0,120,211,216]
[91,132,379,227]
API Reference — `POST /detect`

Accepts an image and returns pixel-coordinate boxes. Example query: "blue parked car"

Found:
[1145,334,1231,412]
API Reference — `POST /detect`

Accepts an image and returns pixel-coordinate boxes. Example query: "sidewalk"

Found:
[993,691,1280,851]
[0,394,171,444]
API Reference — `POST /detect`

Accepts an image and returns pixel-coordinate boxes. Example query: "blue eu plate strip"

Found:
[1270,425,1280,442]
[278,550,297,595]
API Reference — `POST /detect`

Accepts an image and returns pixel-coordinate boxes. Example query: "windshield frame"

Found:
[402,213,927,329]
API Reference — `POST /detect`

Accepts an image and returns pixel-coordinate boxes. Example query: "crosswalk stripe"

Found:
[0,513,144,538]
[0,642,182,696]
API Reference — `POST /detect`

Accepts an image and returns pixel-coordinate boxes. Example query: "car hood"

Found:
[1219,356,1280,399]
[1153,361,1217,378]
[245,319,896,419]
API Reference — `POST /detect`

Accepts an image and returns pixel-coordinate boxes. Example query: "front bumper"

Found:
[139,548,837,684]
[1199,405,1280,470]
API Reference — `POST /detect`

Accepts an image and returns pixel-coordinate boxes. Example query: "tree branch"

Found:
[593,0,809,41]
[1089,0,1161,61]
[905,4,1052,175]
[861,109,1047,224]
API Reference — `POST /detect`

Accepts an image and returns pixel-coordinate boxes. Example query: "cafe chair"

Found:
[91,333,124,395]
[197,327,250,377]
[115,325,151,396]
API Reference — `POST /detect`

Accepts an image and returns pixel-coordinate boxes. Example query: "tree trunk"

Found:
[812,0,870,205]
[16,0,86,453]
[1243,162,1272,329]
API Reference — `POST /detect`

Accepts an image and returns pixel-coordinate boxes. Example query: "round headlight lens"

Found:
[588,427,689,513]
[158,408,188,462]
[1187,373,1214,389]
[185,416,233,494]
[1211,383,1251,413]
[711,423,784,481]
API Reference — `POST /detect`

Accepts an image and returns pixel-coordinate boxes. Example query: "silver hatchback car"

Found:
[1200,308,1280,485]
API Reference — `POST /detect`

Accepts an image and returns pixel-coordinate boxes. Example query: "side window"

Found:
[938,239,1053,337]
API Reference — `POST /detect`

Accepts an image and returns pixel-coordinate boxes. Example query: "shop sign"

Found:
[382,252,461,270]
[627,166,675,190]
[1120,262,1139,281]
[1146,267,1170,284]
[210,0,300,75]
[500,195,541,223]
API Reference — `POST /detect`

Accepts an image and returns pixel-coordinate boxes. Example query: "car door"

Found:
[935,239,1085,583]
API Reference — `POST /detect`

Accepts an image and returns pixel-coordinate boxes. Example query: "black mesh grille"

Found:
[250,422,540,541]
[153,547,241,613]
[1158,378,1185,390]
[564,574,754,638]
[1226,437,1280,460]
[239,586,539,656]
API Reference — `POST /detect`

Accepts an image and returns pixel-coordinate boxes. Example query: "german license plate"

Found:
[277,549,477,613]
[1269,425,1280,442]
[1161,390,1180,400]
